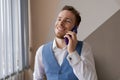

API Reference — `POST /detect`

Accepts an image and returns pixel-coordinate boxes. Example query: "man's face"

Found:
[54,10,76,39]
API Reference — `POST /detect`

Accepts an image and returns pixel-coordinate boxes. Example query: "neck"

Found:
[55,37,66,49]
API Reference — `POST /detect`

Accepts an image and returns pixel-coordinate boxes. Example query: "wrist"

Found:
[68,50,76,54]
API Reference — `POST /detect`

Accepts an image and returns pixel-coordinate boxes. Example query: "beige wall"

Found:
[85,10,120,80]
[30,0,59,69]
[28,0,59,80]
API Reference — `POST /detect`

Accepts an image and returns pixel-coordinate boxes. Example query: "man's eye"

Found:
[65,19,72,23]
[57,18,61,21]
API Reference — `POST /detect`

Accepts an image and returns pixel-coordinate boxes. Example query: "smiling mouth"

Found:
[57,27,65,32]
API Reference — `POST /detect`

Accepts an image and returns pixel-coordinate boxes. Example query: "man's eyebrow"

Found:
[66,18,73,21]
[66,17,72,20]
[57,17,73,22]
[57,17,62,20]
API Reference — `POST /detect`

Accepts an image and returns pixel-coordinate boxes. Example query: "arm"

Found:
[67,42,98,80]
[33,45,46,80]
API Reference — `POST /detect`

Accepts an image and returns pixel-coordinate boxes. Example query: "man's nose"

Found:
[59,20,65,26]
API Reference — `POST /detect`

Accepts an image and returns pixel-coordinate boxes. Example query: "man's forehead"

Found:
[58,10,75,19]
[59,10,74,15]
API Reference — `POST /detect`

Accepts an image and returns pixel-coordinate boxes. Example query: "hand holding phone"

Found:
[64,26,77,45]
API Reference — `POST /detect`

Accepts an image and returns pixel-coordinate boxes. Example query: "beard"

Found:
[55,33,65,39]
[55,31,65,39]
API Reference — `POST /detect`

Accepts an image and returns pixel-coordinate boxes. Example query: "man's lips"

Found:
[57,27,65,32]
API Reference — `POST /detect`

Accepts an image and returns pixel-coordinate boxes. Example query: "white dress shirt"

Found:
[33,40,98,80]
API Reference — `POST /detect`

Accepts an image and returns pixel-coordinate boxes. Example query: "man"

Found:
[33,5,98,80]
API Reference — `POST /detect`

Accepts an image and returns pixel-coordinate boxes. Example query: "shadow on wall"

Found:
[85,10,120,80]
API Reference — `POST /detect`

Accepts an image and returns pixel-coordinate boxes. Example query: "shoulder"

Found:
[81,41,92,55]
[77,41,89,49]
[78,41,91,48]
[36,44,44,57]
[36,41,53,55]
[82,42,92,50]
[77,41,92,51]
[43,41,53,47]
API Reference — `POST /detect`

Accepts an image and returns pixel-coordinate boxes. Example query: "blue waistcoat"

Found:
[42,41,83,80]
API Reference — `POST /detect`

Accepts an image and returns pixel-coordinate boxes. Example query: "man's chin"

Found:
[56,35,64,39]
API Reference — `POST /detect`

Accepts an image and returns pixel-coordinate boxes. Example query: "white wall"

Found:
[115,0,120,6]
[47,0,120,41]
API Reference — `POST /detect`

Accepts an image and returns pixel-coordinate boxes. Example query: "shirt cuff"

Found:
[67,50,81,66]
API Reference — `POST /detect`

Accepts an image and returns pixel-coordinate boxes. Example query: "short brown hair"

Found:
[62,5,81,27]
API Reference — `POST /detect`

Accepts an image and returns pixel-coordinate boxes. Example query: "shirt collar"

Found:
[52,39,57,50]
[52,39,67,50]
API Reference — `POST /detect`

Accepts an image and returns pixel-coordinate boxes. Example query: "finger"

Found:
[64,34,72,40]
[66,31,77,40]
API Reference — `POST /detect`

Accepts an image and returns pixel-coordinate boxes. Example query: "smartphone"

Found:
[64,26,77,45]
